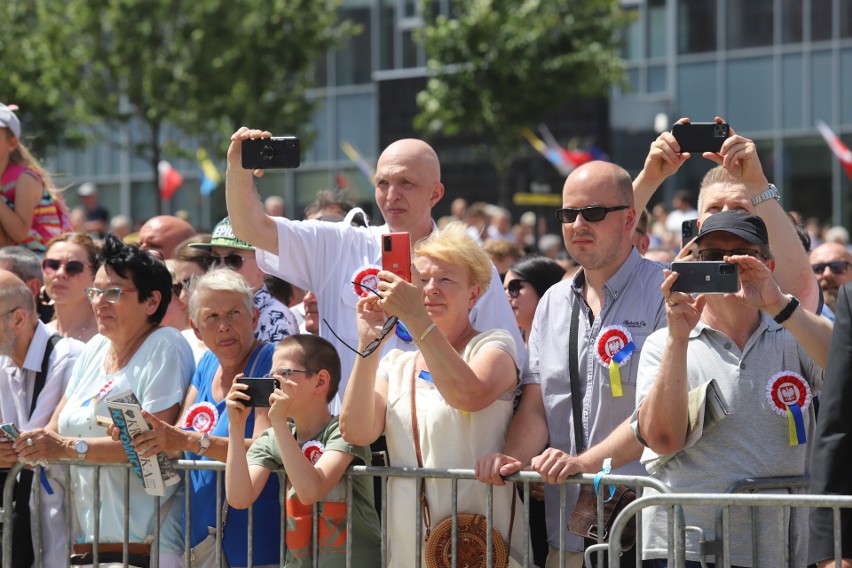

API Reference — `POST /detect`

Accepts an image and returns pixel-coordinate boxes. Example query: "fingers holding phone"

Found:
[661,269,706,338]
[226,375,254,424]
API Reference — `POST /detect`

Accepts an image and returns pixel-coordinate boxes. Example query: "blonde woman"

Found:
[340,222,525,566]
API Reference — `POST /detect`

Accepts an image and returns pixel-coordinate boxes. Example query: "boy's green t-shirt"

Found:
[246,415,381,567]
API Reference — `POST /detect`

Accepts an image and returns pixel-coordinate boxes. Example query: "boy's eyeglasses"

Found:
[265,368,319,380]
[812,261,850,276]
[209,254,245,270]
[696,248,761,262]
[85,287,138,303]
[505,279,527,299]
[42,258,87,277]
[324,281,398,358]
[555,205,628,224]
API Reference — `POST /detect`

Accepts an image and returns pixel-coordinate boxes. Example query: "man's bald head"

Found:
[562,161,634,207]
[138,215,196,260]
[377,139,441,183]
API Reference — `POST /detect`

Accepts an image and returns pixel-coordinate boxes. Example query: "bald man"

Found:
[810,242,852,312]
[225,130,522,405]
[137,215,196,260]
[0,270,83,567]
[477,162,664,566]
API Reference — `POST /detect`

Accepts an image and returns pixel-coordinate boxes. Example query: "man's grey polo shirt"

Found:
[523,248,666,551]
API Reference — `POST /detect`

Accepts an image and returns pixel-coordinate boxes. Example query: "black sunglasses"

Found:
[696,248,762,262]
[812,261,850,276]
[324,281,399,358]
[42,258,87,277]
[555,205,629,224]
[506,279,527,299]
[209,254,245,270]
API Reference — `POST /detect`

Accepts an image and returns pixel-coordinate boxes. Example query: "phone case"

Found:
[241,137,301,170]
[0,423,21,441]
[382,233,412,282]
[681,219,700,248]
[671,122,730,154]
[238,378,277,407]
[671,261,739,294]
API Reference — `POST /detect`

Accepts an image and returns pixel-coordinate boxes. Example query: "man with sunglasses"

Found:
[0,270,83,567]
[478,161,665,567]
[189,217,298,344]
[633,211,831,566]
[223,129,522,403]
[809,242,852,314]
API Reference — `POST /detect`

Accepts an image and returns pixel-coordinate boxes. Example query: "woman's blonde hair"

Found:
[414,222,492,299]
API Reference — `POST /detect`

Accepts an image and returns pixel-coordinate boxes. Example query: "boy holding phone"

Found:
[225,335,381,567]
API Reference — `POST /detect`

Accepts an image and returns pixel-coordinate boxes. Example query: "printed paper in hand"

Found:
[105,390,180,496]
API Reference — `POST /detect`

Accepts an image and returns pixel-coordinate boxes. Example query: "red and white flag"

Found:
[816,120,852,181]
[158,160,184,200]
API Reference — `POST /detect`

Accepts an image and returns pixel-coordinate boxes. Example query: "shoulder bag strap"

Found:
[568,294,585,454]
[245,342,274,378]
[410,365,433,540]
[29,334,61,419]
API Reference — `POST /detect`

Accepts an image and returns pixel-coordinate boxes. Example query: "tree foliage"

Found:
[0,0,356,208]
[415,0,630,204]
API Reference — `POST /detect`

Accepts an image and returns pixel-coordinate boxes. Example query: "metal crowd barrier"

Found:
[2,459,669,568]
[604,491,852,568]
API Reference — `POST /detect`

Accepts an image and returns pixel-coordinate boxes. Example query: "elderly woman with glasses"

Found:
[16,233,195,567]
[127,268,281,567]
[41,232,100,343]
[340,222,526,566]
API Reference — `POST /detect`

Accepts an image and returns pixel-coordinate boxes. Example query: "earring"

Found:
[39,285,54,306]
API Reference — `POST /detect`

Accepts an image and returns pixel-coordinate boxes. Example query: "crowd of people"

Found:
[0,98,851,568]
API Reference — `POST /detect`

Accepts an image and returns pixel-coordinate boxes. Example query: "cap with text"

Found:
[188,217,254,251]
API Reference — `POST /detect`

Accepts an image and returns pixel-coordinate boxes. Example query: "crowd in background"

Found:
[1,99,851,568]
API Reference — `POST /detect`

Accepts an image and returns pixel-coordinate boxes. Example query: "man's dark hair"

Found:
[277,334,342,403]
[98,233,171,325]
[304,189,355,219]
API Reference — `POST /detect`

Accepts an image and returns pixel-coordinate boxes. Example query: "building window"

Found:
[782,0,804,44]
[727,0,773,49]
[647,0,667,58]
[811,0,832,41]
[678,0,717,54]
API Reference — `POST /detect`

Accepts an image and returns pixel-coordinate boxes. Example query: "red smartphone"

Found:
[381,233,411,282]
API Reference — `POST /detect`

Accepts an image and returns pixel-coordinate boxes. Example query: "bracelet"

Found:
[416,322,437,345]
[773,295,799,324]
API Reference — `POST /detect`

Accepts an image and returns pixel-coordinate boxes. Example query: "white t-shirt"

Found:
[58,327,195,548]
[256,218,525,402]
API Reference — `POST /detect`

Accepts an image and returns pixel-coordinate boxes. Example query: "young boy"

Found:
[225,335,381,567]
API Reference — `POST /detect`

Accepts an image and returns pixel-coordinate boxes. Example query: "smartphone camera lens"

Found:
[719,264,735,275]
[261,145,275,160]
[384,236,392,251]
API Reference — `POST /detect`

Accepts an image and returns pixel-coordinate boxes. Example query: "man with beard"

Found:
[0,270,83,567]
[809,242,852,313]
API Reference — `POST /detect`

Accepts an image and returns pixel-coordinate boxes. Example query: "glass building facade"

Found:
[612,0,852,229]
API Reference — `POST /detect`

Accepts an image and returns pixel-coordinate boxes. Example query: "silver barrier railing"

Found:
[605,492,852,568]
[2,458,670,568]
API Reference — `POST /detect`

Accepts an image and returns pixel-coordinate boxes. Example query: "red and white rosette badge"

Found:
[181,402,219,433]
[593,325,636,398]
[352,265,381,298]
[302,440,325,465]
[765,371,811,446]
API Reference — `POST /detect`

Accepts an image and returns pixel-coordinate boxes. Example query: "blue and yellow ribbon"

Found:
[608,342,636,398]
[785,403,807,446]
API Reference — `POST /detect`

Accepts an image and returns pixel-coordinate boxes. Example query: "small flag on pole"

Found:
[197,149,221,195]
[816,120,852,181]
[158,160,183,200]
[340,141,375,185]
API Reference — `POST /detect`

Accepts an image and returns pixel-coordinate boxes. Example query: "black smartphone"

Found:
[681,219,700,249]
[381,233,412,282]
[237,378,278,407]
[671,261,739,294]
[241,137,300,170]
[671,122,730,153]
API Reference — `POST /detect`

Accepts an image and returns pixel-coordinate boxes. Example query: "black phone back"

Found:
[238,378,277,407]
[672,122,730,153]
[671,261,739,294]
[242,137,300,170]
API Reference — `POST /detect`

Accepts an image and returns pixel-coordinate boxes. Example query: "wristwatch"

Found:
[750,183,781,207]
[75,439,89,462]
[197,432,211,456]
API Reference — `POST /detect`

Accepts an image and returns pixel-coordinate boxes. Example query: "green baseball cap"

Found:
[189,217,254,251]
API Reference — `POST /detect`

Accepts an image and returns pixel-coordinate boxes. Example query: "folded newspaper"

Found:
[105,390,180,496]
[641,378,730,475]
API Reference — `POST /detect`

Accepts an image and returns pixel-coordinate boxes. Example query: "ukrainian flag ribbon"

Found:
[786,403,807,446]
